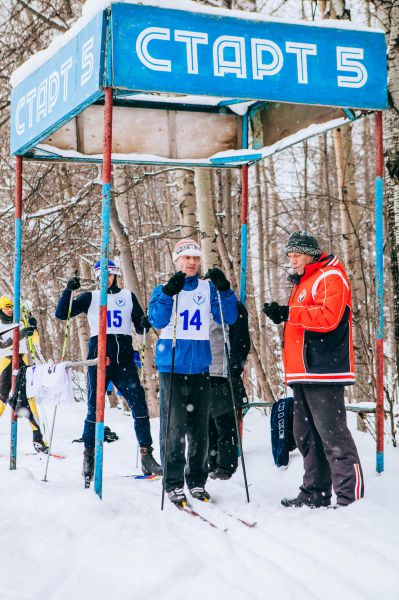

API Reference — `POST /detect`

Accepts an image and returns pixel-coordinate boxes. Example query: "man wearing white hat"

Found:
[148,239,238,506]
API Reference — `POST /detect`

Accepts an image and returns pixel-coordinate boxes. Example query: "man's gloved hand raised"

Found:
[263,302,289,324]
[67,275,81,291]
[139,314,152,332]
[25,315,37,337]
[204,267,230,291]
[163,271,186,297]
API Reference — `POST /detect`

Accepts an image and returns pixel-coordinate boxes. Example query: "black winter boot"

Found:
[209,468,232,480]
[140,447,163,476]
[32,430,48,454]
[281,496,330,508]
[82,448,95,487]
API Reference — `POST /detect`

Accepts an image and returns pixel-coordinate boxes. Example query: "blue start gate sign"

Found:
[10,2,388,156]
[112,4,387,109]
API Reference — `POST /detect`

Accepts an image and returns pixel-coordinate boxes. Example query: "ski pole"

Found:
[140,325,146,383]
[216,290,250,503]
[43,284,75,482]
[161,295,179,511]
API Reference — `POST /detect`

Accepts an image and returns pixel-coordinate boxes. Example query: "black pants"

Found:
[159,372,210,492]
[0,356,43,440]
[293,384,364,506]
[208,410,238,475]
[83,363,152,449]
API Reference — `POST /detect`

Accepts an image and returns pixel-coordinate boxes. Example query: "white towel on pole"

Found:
[26,362,74,406]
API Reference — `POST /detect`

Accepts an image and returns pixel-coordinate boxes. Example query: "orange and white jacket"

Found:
[283,254,355,386]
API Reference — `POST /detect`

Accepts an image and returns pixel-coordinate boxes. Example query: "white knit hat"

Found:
[172,239,202,263]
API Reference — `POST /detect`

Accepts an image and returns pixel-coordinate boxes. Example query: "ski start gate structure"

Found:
[10,1,388,498]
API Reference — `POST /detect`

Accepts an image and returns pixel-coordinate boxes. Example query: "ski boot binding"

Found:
[32,431,48,454]
[168,488,187,507]
[189,486,210,502]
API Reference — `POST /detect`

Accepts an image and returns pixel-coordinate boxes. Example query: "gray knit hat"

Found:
[284,231,321,257]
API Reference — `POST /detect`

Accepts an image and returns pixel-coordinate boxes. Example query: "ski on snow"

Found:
[190,499,257,529]
[175,502,226,531]
[25,452,66,459]
[215,507,256,528]
[122,474,162,480]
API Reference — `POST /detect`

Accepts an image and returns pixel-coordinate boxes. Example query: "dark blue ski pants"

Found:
[83,363,152,449]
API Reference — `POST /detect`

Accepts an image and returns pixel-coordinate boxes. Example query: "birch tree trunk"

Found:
[332,126,370,402]
[194,168,219,272]
[112,167,143,306]
[112,167,158,415]
[176,170,196,239]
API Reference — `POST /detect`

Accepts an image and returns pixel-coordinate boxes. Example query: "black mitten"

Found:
[263,302,289,324]
[204,267,230,291]
[67,276,81,291]
[163,271,186,297]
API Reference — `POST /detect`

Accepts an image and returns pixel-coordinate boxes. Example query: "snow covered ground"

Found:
[0,401,398,600]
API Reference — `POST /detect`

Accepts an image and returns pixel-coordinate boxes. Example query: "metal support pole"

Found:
[375,110,384,473]
[10,156,23,470]
[240,115,249,305]
[94,87,113,498]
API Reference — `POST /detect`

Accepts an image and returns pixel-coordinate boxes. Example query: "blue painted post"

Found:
[240,114,249,305]
[94,87,113,498]
[10,156,23,470]
[375,111,384,473]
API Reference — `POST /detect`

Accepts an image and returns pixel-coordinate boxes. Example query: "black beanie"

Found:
[284,231,321,257]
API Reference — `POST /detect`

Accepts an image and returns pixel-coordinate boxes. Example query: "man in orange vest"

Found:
[263,231,364,508]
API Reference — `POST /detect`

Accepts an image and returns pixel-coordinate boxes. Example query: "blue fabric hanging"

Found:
[270,397,296,467]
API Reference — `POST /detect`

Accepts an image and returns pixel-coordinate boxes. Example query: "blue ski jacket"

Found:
[148,275,238,375]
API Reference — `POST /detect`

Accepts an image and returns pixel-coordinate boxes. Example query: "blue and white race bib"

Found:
[160,279,211,341]
[88,290,133,336]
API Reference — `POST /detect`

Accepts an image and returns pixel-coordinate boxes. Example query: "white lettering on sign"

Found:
[15,37,96,139]
[213,35,246,78]
[36,79,48,122]
[134,27,368,92]
[337,47,368,88]
[174,30,208,75]
[81,37,94,85]
[136,27,172,72]
[60,57,73,101]
[16,97,26,135]
[26,88,37,128]
[48,71,59,115]
[285,42,317,84]
[251,38,283,79]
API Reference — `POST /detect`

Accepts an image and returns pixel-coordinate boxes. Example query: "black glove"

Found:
[28,316,37,329]
[163,271,186,297]
[26,315,37,337]
[204,267,230,291]
[66,276,81,291]
[139,315,152,332]
[263,302,289,324]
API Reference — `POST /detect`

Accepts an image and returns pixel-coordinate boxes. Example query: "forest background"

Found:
[1,0,398,440]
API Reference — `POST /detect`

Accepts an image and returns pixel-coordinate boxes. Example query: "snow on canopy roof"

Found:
[10,0,384,88]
